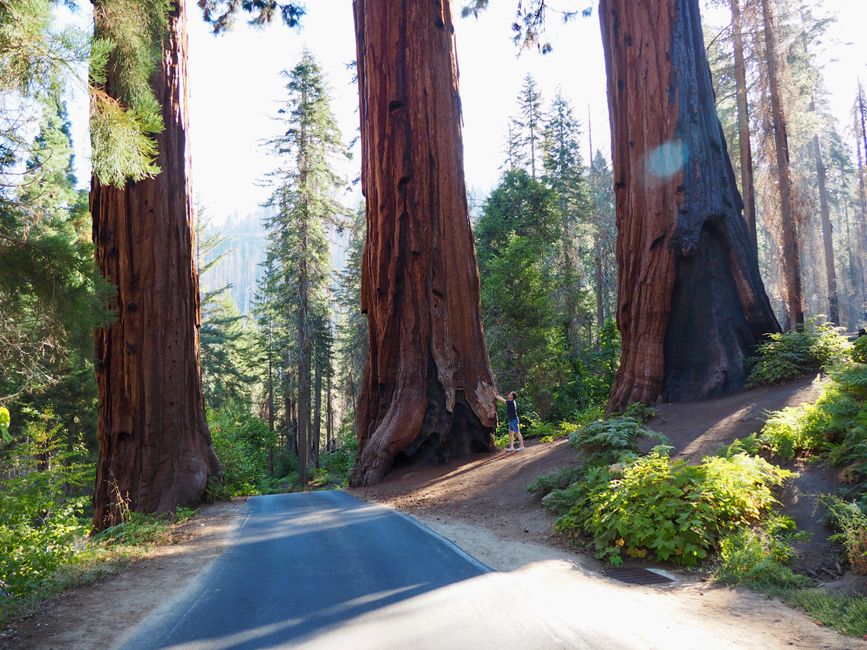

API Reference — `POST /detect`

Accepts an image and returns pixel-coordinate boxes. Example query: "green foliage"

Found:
[714,529,810,590]
[207,401,274,497]
[0,414,92,597]
[821,495,867,574]
[567,411,667,464]
[526,466,585,499]
[747,320,850,386]
[759,404,827,461]
[0,407,9,443]
[716,433,761,458]
[90,0,172,185]
[554,451,792,567]
[852,335,867,364]
[783,590,867,637]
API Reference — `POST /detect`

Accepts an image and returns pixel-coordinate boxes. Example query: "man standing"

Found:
[496,391,525,452]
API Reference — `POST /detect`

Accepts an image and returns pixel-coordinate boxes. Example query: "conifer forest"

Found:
[2,0,867,642]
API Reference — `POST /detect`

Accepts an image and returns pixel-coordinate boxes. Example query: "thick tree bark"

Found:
[761,0,804,328]
[350,0,498,486]
[90,0,220,529]
[599,0,780,413]
[313,345,322,468]
[730,0,758,256]
[857,86,867,313]
[813,135,839,324]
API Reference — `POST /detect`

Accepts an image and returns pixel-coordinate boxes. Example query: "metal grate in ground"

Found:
[603,567,675,586]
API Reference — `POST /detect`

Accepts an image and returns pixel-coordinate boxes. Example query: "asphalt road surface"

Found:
[115,491,797,650]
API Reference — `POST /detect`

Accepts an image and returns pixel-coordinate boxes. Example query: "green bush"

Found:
[0,416,92,597]
[748,319,850,386]
[851,335,867,364]
[759,404,828,461]
[714,529,810,590]
[554,451,792,566]
[207,401,274,497]
[568,414,668,464]
[526,466,586,499]
[821,495,867,574]
[717,433,761,458]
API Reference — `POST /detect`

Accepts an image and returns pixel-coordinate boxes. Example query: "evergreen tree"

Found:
[510,74,546,179]
[542,91,592,352]
[260,51,346,485]
[476,170,565,417]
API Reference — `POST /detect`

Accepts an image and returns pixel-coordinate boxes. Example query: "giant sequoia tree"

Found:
[350,0,498,486]
[90,0,220,528]
[599,0,780,411]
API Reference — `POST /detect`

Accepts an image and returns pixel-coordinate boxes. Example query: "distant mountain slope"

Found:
[201,209,270,315]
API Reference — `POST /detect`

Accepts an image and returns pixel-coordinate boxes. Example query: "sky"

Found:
[65,0,867,223]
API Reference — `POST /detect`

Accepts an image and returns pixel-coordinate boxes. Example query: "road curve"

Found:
[118,491,600,649]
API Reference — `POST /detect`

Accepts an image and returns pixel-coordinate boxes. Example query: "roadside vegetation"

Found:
[528,323,867,637]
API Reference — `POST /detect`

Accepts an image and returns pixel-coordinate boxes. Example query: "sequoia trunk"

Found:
[350,0,498,486]
[91,0,220,529]
[599,0,779,413]
[813,135,839,324]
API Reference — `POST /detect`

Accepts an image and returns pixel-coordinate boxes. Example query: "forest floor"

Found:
[4,376,865,649]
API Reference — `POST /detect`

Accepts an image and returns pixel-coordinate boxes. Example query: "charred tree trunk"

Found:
[730,0,758,256]
[350,0,498,486]
[813,135,839,324]
[600,0,780,413]
[761,0,804,328]
[90,0,220,530]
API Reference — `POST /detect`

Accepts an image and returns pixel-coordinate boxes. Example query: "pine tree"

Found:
[261,51,345,485]
[511,74,546,179]
[542,91,591,352]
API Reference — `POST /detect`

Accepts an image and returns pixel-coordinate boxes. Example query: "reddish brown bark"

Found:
[600,0,779,413]
[350,0,497,486]
[91,0,220,529]
[761,0,804,328]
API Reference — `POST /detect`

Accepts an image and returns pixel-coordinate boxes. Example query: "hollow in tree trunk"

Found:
[350,0,498,486]
[599,0,780,413]
[90,0,220,530]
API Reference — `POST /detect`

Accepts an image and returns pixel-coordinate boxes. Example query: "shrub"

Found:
[0,416,92,597]
[852,335,867,364]
[526,466,586,499]
[822,495,867,574]
[568,415,668,464]
[717,433,761,458]
[748,319,850,386]
[714,529,810,590]
[208,401,274,497]
[759,404,828,461]
[554,451,792,566]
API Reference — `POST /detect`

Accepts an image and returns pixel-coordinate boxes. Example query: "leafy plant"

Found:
[526,466,586,499]
[554,451,792,567]
[714,529,809,590]
[747,319,850,386]
[568,414,667,464]
[759,404,827,461]
[852,335,867,365]
[821,495,867,574]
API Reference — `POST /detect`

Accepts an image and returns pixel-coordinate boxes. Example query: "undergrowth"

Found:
[747,319,849,386]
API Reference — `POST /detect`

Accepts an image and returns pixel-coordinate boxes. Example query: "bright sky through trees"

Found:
[63,0,867,222]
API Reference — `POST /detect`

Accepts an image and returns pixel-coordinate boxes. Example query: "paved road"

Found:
[116,491,784,650]
[118,491,601,649]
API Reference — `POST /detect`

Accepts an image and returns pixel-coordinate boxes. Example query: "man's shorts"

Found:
[508,418,520,432]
